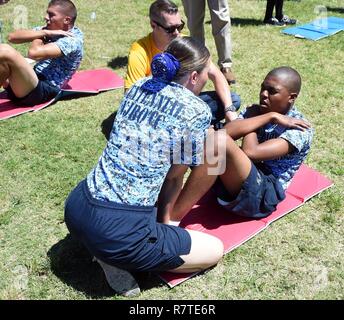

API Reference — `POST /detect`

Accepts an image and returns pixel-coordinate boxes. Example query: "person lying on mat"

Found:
[169,66,314,222]
[65,37,224,296]
[0,0,83,106]
[124,0,240,125]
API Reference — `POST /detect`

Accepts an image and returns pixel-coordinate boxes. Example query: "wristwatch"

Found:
[224,104,237,113]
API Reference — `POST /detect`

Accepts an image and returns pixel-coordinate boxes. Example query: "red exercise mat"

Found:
[159,164,333,287]
[0,68,123,120]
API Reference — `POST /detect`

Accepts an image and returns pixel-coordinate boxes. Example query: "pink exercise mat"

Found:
[159,164,333,287]
[0,68,123,120]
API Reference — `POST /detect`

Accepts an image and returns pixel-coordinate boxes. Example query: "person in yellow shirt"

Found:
[125,1,183,90]
[124,0,240,126]
[125,33,161,90]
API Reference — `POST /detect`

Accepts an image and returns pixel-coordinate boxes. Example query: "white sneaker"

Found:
[94,257,140,297]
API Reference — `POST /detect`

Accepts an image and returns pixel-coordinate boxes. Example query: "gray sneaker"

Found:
[279,15,297,25]
[94,257,140,297]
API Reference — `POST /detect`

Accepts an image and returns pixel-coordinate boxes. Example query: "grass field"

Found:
[0,0,343,300]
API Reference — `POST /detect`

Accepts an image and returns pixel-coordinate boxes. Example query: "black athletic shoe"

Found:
[264,17,285,26]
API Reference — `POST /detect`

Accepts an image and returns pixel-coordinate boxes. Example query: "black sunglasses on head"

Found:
[154,20,185,34]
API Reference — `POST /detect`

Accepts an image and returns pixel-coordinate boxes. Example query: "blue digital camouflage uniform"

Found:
[238,106,314,189]
[33,26,84,88]
[87,77,212,206]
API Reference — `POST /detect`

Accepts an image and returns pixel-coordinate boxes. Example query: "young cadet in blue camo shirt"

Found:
[0,0,83,106]
[65,37,225,296]
[170,66,313,221]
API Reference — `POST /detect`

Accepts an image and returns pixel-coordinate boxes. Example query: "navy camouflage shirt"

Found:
[87,77,212,206]
[238,106,314,189]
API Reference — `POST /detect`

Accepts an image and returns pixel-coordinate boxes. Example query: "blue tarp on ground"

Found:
[282,16,344,40]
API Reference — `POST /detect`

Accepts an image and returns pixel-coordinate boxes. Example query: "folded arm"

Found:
[224,112,277,140]
[242,132,294,161]
[224,107,311,141]
[8,29,48,44]
[8,29,73,60]
[8,29,72,44]
[28,39,62,60]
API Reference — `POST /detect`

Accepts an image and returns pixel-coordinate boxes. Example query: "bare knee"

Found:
[172,232,224,273]
[0,44,17,62]
[206,236,224,267]
[193,235,224,270]
[191,238,223,271]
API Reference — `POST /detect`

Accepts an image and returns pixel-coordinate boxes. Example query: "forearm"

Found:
[170,165,219,222]
[208,63,237,122]
[8,29,46,44]
[28,39,46,60]
[209,64,232,107]
[157,176,184,224]
[241,132,259,159]
[28,40,62,60]
[242,132,293,161]
[171,129,226,221]
[224,112,277,140]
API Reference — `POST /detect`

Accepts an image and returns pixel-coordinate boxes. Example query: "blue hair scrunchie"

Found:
[151,52,181,81]
[141,53,181,93]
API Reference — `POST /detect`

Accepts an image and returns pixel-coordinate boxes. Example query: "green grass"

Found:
[0,0,343,300]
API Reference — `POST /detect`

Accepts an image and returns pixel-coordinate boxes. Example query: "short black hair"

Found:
[149,0,178,23]
[48,0,77,24]
[267,66,302,94]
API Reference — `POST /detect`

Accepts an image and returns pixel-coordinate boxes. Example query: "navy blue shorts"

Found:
[64,180,191,272]
[215,163,286,218]
[5,79,60,106]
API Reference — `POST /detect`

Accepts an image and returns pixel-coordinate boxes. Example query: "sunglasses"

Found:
[153,20,185,34]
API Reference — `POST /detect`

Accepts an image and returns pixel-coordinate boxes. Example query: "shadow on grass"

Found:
[101,111,117,140]
[205,18,262,26]
[48,234,113,298]
[107,56,128,70]
[326,7,344,14]
[48,234,164,298]
[58,91,98,101]
[231,18,263,26]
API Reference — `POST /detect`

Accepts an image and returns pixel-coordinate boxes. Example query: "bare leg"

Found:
[171,129,227,221]
[219,134,252,197]
[0,57,10,86]
[173,131,251,210]
[0,44,38,97]
[169,229,224,273]
[168,136,251,273]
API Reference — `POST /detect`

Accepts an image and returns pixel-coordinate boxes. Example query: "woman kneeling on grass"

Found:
[64,37,224,296]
